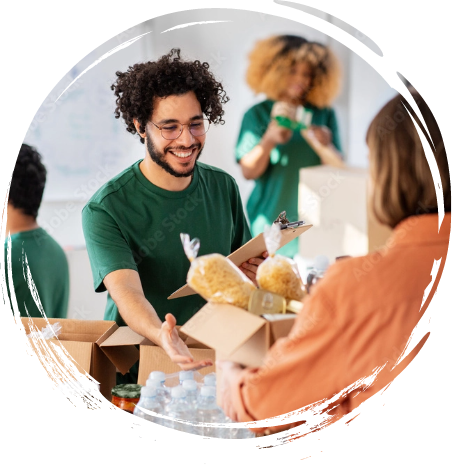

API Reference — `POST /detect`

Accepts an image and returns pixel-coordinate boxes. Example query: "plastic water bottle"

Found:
[179,370,194,384]
[306,255,329,294]
[165,386,195,434]
[146,378,171,407]
[237,426,256,439]
[149,370,166,385]
[203,373,216,387]
[222,415,239,439]
[133,387,164,425]
[182,379,198,407]
[196,386,225,438]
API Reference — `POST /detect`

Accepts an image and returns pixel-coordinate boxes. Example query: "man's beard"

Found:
[145,128,203,178]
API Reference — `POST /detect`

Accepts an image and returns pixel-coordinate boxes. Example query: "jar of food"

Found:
[111,384,142,413]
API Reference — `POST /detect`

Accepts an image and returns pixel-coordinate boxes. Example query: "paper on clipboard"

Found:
[168,223,312,300]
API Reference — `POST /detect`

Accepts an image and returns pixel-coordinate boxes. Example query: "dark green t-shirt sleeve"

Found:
[326,108,342,154]
[82,203,138,292]
[235,107,267,163]
[229,178,252,251]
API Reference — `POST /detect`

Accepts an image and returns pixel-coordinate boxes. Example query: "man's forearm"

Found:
[114,287,163,344]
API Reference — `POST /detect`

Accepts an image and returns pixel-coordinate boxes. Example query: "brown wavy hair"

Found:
[367,90,451,228]
[246,35,341,108]
[111,48,229,144]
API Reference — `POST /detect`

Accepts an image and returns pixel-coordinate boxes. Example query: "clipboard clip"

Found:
[280,220,305,230]
[273,211,304,229]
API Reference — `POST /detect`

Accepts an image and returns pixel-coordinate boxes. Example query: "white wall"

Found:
[29,9,396,319]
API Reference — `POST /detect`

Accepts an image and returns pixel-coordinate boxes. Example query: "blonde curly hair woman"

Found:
[236,35,343,262]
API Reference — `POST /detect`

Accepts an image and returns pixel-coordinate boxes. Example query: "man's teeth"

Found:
[171,149,193,158]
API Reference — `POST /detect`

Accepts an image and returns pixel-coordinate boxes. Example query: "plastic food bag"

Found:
[27,321,62,340]
[256,223,306,301]
[181,233,256,309]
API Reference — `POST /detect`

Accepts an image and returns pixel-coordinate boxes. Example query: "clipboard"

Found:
[168,222,312,300]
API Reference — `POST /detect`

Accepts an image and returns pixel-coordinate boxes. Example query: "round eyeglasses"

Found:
[150,118,211,140]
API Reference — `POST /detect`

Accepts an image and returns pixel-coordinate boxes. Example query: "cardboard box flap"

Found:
[99,327,146,375]
[21,317,117,342]
[180,303,266,357]
[263,314,297,343]
[168,224,312,300]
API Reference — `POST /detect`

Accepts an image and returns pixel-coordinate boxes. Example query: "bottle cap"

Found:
[149,371,166,382]
[182,379,197,391]
[179,370,194,382]
[200,385,216,397]
[146,379,161,388]
[140,386,157,398]
[204,373,216,386]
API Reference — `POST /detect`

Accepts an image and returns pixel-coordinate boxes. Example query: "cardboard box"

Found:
[180,303,296,368]
[298,165,392,262]
[22,318,215,399]
[22,317,127,400]
[181,303,296,405]
[101,326,216,386]
[135,332,215,386]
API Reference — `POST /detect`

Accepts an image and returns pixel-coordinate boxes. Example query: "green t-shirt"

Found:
[236,99,342,257]
[4,228,69,318]
[82,160,252,326]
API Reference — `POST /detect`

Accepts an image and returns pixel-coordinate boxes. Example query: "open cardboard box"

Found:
[20,317,215,402]
[22,317,126,400]
[180,303,296,403]
[169,223,312,299]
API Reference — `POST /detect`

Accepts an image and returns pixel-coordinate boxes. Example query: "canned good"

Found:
[111,384,142,413]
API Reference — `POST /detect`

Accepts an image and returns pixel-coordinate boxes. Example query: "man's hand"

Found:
[158,313,213,371]
[239,251,269,286]
[216,360,245,422]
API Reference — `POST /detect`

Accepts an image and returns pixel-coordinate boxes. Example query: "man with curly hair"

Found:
[82,49,259,375]
[236,36,343,258]
[5,144,69,319]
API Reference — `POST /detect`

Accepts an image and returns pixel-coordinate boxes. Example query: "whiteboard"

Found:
[23,22,151,202]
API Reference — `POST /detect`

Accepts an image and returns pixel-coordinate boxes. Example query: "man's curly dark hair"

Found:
[111,48,229,144]
[9,144,47,219]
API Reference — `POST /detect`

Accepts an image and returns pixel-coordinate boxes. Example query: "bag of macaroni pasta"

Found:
[181,233,256,309]
[256,223,306,301]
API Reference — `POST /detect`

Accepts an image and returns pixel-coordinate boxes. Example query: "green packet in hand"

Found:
[274,115,306,131]
[274,106,313,131]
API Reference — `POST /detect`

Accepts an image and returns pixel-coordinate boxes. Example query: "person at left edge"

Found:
[82,49,263,375]
[5,144,69,319]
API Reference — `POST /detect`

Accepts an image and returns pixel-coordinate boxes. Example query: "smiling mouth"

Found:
[167,145,199,160]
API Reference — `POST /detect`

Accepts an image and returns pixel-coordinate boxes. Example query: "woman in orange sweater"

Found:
[217,90,451,433]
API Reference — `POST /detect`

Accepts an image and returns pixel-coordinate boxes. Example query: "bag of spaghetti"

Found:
[256,223,306,301]
[181,233,256,309]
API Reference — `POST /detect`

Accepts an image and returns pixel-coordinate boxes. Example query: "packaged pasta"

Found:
[256,223,306,301]
[181,233,256,309]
